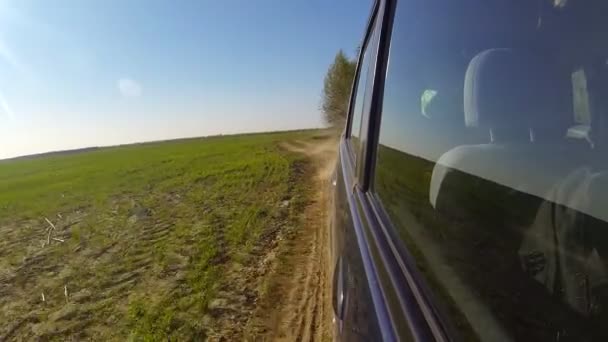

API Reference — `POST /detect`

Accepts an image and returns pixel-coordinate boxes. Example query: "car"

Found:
[330,0,608,340]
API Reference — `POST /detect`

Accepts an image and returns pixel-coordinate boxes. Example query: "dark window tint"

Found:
[375,0,608,340]
[349,16,377,155]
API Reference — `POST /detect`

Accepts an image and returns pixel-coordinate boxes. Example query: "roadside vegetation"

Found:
[321,50,356,127]
[0,130,326,340]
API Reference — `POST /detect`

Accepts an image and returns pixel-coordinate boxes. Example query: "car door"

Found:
[335,0,477,340]
[350,0,608,341]
[331,0,407,341]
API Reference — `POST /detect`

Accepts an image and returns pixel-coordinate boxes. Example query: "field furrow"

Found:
[0,130,331,340]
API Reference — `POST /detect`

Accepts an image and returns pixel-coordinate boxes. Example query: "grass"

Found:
[0,129,324,340]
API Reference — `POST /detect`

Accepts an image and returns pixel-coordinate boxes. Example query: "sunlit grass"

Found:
[0,130,320,340]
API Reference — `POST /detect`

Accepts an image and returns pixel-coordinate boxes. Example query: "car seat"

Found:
[429,48,582,220]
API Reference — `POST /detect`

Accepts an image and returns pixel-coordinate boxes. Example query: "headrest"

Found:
[464,49,571,139]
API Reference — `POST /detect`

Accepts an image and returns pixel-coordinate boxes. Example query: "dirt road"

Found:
[245,136,337,341]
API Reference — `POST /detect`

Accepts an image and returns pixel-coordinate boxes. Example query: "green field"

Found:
[0,130,325,340]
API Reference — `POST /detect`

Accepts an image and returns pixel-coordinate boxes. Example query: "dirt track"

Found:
[245,137,337,341]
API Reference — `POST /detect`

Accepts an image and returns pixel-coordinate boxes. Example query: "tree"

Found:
[321,50,356,126]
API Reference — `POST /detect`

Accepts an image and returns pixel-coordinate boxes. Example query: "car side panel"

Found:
[332,140,385,341]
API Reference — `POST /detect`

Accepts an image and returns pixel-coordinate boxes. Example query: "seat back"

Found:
[430,49,577,218]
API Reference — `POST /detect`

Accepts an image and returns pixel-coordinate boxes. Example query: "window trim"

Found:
[345,0,380,166]
[366,190,456,341]
[358,0,393,192]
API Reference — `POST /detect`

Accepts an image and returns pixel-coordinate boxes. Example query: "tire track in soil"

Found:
[246,136,337,342]
[0,211,179,340]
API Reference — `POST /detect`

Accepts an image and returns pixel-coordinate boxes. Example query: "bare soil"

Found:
[244,136,338,341]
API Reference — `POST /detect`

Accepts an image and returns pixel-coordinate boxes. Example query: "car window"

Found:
[349,15,378,158]
[572,68,592,126]
[374,0,608,340]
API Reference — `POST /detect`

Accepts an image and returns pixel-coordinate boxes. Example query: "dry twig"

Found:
[43,217,57,246]
[44,217,56,230]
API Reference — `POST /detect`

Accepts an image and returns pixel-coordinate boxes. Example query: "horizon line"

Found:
[0,126,329,162]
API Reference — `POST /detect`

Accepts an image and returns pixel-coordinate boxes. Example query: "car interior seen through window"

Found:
[374,0,608,340]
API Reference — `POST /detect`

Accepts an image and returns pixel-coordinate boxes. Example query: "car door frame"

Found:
[344,0,379,167]
[337,0,400,340]
[341,0,458,340]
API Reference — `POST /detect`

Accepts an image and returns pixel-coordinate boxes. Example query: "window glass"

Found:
[350,17,377,154]
[572,69,592,125]
[375,0,608,340]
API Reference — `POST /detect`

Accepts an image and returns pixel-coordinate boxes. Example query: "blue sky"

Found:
[0,0,371,158]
